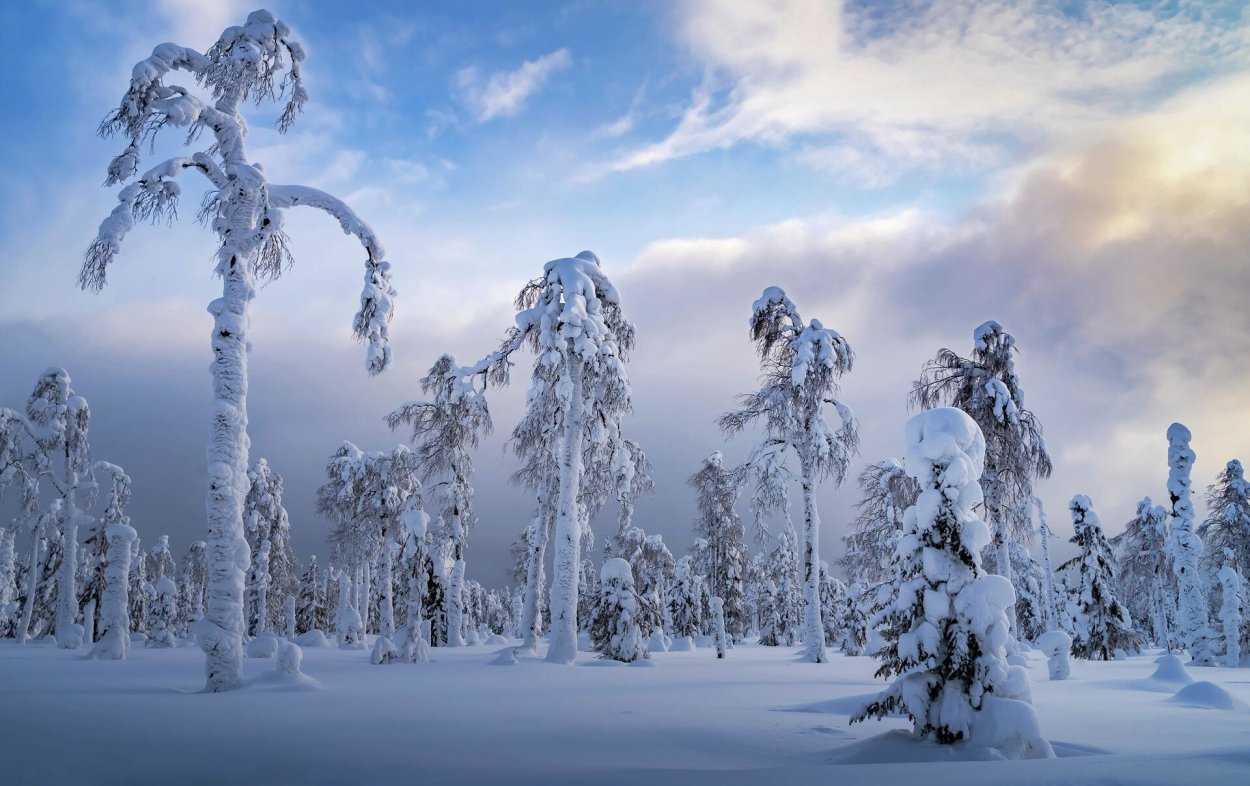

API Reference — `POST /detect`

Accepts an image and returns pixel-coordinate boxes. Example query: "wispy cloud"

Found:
[454,48,573,122]
[609,0,1248,179]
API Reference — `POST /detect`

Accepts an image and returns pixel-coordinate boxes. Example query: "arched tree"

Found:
[720,287,858,662]
[80,10,395,692]
[911,321,1052,639]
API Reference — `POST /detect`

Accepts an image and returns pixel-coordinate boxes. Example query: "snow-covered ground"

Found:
[2,639,1248,785]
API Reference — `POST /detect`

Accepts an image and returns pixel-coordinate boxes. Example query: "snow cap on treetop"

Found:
[1167,422,1192,445]
[1069,494,1093,514]
[903,406,986,477]
[973,320,1012,351]
[601,557,633,583]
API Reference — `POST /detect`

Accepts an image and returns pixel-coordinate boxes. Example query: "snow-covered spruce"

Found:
[912,322,1052,642]
[590,558,647,663]
[688,452,749,642]
[1110,497,1175,649]
[720,287,858,663]
[81,11,394,692]
[1200,460,1250,600]
[334,570,364,649]
[87,509,137,660]
[1216,555,1245,668]
[147,577,178,648]
[616,527,675,640]
[667,555,705,638]
[244,459,300,633]
[1058,495,1136,660]
[854,407,1052,758]
[1165,423,1216,665]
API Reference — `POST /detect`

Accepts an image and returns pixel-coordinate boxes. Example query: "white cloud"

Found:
[454,48,573,123]
[610,0,1248,178]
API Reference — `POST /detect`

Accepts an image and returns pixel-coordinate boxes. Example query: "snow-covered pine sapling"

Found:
[709,596,728,659]
[334,569,364,649]
[688,452,749,642]
[1035,630,1072,680]
[147,535,176,581]
[284,595,296,640]
[591,558,647,663]
[148,577,178,648]
[178,541,208,637]
[854,407,1051,757]
[1034,496,1059,633]
[668,555,704,639]
[1216,552,1245,668]
[244,458,300,633]
[398,506,431,663]
[82,11,395,692]
[720,287,859,663]
[912,322,1052,642]
[758,579,780,646]
[1166,423,1216,665]
[1058,495,1135,660]
[1111,498,1175,649]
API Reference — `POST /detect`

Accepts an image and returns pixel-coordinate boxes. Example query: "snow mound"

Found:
[246,642,321,692]
[1036,630,1072,658]
[668,636,696,652]
[647,630,669,653]
[1166,681,1246,710]
[490,647,517,666]
[295,630,331,648]
[1149,654,1194,685]
[370,636,397,665]
[829,729,1008,764]
[484,634,508,645]
[246,633,279,659]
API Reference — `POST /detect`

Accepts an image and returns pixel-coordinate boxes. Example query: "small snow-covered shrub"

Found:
[591,559,647,663]
[1035,630,1072,680]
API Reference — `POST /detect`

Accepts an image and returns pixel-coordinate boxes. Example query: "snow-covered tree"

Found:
[688,452,749,641]
[177,541,207,637]
[148,577,178,648]
[720,287,859,663]
[1058,495,1135,660]
[318,443,422,651]
[1165,423,1216,665]
[418,252,635,663]
[912,321,1052,640]
[244,458,299,632]
[1199,460,1250,595]
[1216,554,1245,668]
[835,580,869,656]
[388,353,492,648]
[86,495,137,661]
[1110,498,1176,649]
[763,524,803,645]
[147,535,176,581]
[840,459,918,592]
[129,537,149,634]
[709,596,728,659]
[295,556,323,634]
[757,579,781,646]
[334,569,364,649]
[0,524,15,637]
[985,541,1048,643]
[590,558,647,663]
[668,555,705,638]
[247,539,272,637]
[1033,496,1060,633]
[617,527,675,638]
[855,407,1051,757]
[82,11,395,691]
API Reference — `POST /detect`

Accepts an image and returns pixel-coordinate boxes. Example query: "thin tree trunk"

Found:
[800,458,826,663]
[56,493,81,648]
[379,539,396,640]
[17,518,42,644]
[519,502,551,655]
[447,550,466,647]
[546,351,585,664]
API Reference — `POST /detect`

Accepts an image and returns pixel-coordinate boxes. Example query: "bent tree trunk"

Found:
[545,351,585,664]
[200,168,262,691]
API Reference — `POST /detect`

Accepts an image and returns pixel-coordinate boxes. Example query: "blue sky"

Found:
[1,0,1248,585]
